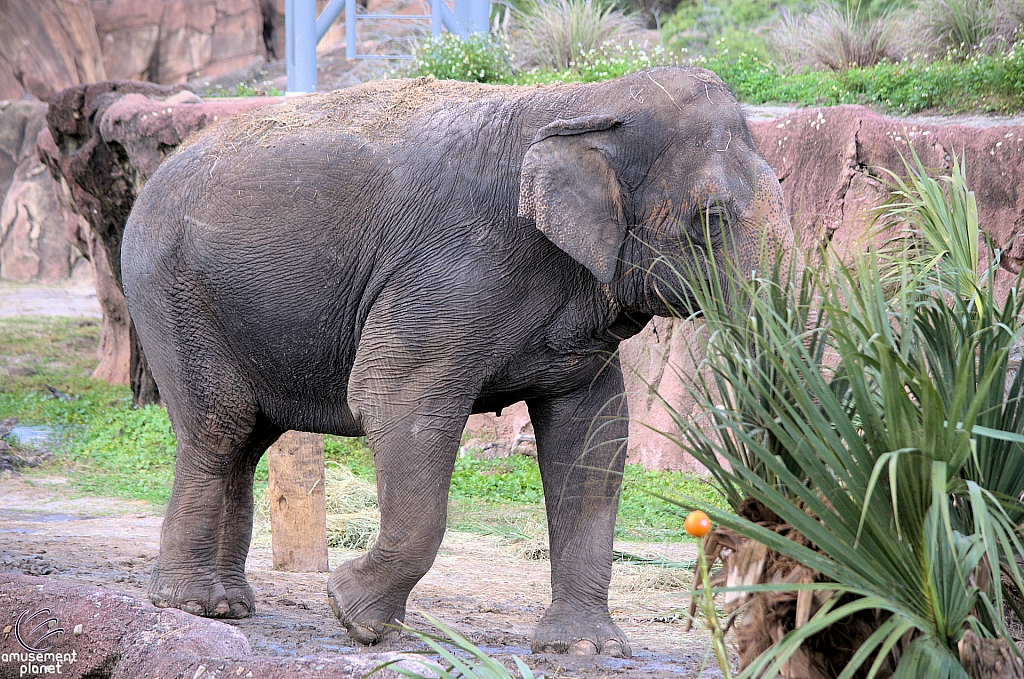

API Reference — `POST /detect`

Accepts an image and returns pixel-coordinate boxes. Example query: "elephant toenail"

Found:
[602,639,630,658]
[327,595,343,620]
[348,624,380,645]
[213,600,231,616]
[182,601,205,616]
[568,640,599,655]
[228,601,252,618]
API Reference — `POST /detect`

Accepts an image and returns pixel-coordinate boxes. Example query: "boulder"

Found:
[91,0,268,85]
[0,0,106,101]
[39,80,277,403]
[0,573,425,679]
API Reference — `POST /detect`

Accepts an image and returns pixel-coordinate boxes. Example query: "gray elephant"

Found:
[121,66,790,658]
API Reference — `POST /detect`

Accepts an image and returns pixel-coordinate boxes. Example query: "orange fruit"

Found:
[685,510,712,538]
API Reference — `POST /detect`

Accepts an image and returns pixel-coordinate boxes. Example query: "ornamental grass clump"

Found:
[509,0,646,71]
[654,153,1024,677]
[767,2,902,71]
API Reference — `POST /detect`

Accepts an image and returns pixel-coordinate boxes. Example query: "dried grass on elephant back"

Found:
[684,497,894,679]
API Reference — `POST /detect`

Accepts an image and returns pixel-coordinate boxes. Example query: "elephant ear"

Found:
[518,115,625,284]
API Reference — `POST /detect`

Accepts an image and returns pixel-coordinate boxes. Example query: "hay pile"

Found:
[207,76,524,151]
[254,462,379,550]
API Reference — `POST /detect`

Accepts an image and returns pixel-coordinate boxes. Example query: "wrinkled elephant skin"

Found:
[121,68,790,657]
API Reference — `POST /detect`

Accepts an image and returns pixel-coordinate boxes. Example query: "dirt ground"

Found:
[0,474,723,678]
[0,281,101,318]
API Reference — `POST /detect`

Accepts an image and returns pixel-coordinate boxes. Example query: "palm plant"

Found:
[656,158,1024,677]
[374,612,536,679]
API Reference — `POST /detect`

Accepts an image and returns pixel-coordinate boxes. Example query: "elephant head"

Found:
[518,66,791,316]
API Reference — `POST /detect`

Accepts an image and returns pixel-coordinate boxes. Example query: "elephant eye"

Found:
[689,205,729,248]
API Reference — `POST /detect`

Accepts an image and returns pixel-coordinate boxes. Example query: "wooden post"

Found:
[267,431,329,572]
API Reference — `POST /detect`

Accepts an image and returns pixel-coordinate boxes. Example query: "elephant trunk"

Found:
[730,160,794,282]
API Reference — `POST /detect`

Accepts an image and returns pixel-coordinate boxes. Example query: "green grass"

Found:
[402,31,1023,114]
[701,42,1024,113]
[0,315,724,541]
[325,433,727,541]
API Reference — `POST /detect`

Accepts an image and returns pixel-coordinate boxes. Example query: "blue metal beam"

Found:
[287,0,492,92]
[316,0,346,42]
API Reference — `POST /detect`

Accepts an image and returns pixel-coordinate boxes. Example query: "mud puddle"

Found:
[0,475,723,678]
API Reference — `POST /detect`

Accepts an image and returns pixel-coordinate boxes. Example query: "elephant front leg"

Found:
[327,393,469,644]
[528,362,631,658]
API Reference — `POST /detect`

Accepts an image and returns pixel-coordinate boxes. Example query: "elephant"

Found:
[121,66,791,658]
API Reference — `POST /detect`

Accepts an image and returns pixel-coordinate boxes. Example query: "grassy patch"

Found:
[326,435,726,541]
[402,32,1024,114]
[1,316,726,540]
[702,43,1024,113]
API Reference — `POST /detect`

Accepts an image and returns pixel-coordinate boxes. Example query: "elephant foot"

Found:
[327,562,407,645]
[531,607,632,658]
[149,566,255,619]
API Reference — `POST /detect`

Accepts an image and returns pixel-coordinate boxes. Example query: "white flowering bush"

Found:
[405,33,514,83]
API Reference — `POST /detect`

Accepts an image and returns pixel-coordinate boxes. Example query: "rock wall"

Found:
[0,0,106,101]
[92,0,268,84]
[0,100,83,283]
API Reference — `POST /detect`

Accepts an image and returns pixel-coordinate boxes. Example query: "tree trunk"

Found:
[959,631,1024,679]
[128,321,159,406]
[267,431,330,573]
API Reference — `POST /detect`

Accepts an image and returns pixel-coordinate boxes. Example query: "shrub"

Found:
[767,3,902,71]
[510,0,646,70]
[405,32,514,83]
[701,41,1024,113]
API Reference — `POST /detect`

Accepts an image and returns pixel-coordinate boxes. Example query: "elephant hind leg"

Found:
[216,419,285,618]
[149,393,280,620]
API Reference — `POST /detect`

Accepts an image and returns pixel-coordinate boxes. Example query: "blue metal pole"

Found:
[289,0,317,94]
[285,0,296,91]
[316,0,345,42]
[345,0,357,61]
[431,0,442,38]
[467,0,490,33]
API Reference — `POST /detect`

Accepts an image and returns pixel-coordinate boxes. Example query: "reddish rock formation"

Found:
[0,0,106,101]
[0,573,423,679]
[39,80,277,404]
[748,105,1024,269]
[91,0,268,84]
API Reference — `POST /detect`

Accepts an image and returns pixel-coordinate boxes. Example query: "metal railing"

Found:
[285,0,491,94]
